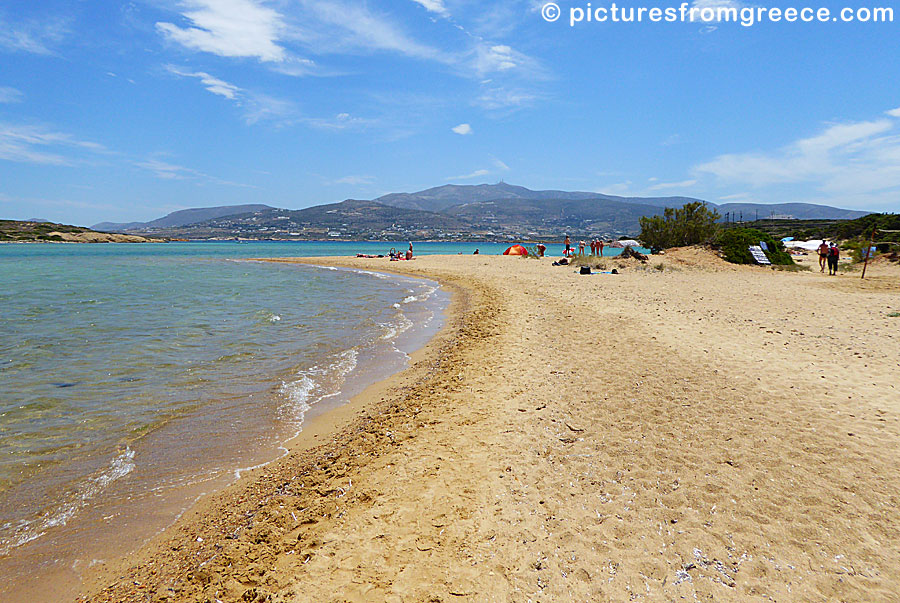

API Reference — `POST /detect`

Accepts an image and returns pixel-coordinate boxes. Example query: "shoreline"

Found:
[78,252,900,602]
[0,261,451,603]
[77,259,483,602]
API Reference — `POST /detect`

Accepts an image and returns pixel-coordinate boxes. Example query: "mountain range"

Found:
[91,183,871,240]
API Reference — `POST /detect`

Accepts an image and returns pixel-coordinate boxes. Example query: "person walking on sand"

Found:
[827,242,840,276]
[818,240,830,273]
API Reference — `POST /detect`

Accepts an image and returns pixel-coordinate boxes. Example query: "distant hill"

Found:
[376,182,705,213]
[145,200,469,239]
[86,183,873,241]
[93,204,274,232]
[715,202,869,221]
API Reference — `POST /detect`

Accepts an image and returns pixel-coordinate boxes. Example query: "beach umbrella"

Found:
[503,244,528,256]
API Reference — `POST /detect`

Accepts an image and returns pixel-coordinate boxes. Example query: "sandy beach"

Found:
[78,250,900,602]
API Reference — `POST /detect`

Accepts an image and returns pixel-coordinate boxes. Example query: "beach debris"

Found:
[565,422,584,433]
[449,578,476,596]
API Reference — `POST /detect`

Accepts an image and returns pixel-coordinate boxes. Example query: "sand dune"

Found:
[81,250,900,602]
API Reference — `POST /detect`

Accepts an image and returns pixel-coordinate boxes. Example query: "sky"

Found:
[1,0,898,226]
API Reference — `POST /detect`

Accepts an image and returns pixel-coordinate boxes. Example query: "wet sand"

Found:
[80,250,900,602]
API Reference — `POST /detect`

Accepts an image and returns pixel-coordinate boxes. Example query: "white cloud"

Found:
[411,0,449,17]
[243,94,299,125]
[694,112,900,207]
[304,112,374,131]
[475,87,538,110]
[647,179,698,191]
[0,17,68,55]
[0,86,24,103]
[292,0,445,62]
[886,107,900,118]
[157,0,287,62]
[474,45,518,73]
[492,157,510,171]
[166,66,242,99]
[448,169,490,181]
[718,192,754,201]
[166,66,299,125]
[660,134,681,146]
[134,157,251,187]
[452,123,473,135]
[331,175,376,185]
[0,123,105,165]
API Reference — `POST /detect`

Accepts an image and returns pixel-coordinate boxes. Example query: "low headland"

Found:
[0,220,162,243]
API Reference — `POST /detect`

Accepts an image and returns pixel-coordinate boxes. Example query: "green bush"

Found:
[638,202,721,250]
[714,228,794,265]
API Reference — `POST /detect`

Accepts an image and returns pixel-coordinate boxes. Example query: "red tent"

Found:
[503,244,528,256]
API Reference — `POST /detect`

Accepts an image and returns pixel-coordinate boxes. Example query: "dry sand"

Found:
[80,249,900,602]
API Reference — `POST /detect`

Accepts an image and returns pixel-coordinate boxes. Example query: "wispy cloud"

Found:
[694,118,895,187]
[0,16,69,55]
[452,123,473,135]
[411,0,449,18]
[471,44,521,75]
[0,86,24,103]
[887,107,900,118]
[694,109,900,207]
[166,65,242,99]
[0,123,105,165]
[290,0,446,62]
[166,65,300,125]
[157,0,287,62]
[647,179,698,191]
[491,156,510,171]
[448,168,491,181]
[134,157,253,187]
[304,112,375,131]
[475,87,539,110]
[330,175,376,185]
[446,154,510,181]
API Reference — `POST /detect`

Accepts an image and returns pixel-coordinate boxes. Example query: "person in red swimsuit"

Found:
[817,241,829,273]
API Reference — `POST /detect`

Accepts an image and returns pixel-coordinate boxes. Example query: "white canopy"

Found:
[784,239,827,251]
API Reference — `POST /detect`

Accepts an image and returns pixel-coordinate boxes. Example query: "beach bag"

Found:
[579,266,592,275]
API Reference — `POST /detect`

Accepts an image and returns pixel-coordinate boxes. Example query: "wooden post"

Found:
[861,227,877,280]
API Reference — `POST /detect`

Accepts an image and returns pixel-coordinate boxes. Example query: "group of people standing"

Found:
[817,241,841,275]
[564,235,605,257]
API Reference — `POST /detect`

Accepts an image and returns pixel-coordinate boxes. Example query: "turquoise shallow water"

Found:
[0,241,454,599]
[0,240,644,599]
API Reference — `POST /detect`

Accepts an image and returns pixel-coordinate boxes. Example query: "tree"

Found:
[638,202,721,250]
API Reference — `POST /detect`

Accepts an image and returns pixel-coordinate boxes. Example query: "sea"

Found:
[0,240,637,600]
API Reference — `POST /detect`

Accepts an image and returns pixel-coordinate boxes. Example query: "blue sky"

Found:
[1,0,898,225]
